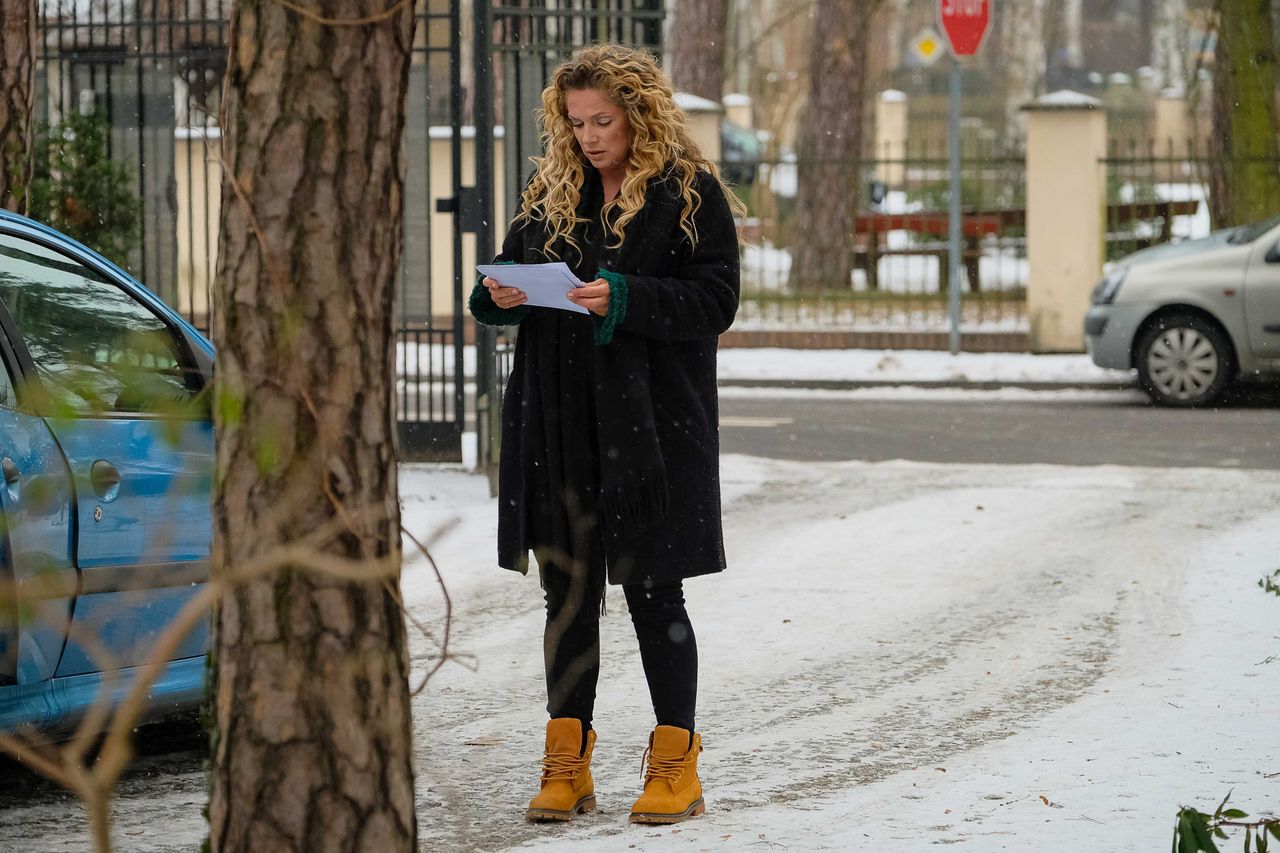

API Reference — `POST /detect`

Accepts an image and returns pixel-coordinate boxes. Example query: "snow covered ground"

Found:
[717,347,1134,386]
[398,458,1280,851]
[396,345,1135,388]
[2,453,1276,851]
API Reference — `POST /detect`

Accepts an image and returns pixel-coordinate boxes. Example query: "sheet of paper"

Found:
[475,262,587,314]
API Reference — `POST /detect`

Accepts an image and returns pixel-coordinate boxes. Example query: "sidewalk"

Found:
[716,348,1136,391]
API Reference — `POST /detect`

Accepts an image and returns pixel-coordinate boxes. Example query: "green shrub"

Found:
[29,110,140,269]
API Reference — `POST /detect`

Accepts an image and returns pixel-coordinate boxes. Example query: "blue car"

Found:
[0,210,213,738]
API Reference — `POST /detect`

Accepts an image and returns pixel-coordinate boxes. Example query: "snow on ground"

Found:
[2,455,1276,851]
[742,239,1029,295]
[396,457,1280,851]
[397,346,1135,387]
[717,348,1134,386]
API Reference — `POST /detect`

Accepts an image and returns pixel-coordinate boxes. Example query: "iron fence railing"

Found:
[1102,138,1280,260]
[731,140,1029,333]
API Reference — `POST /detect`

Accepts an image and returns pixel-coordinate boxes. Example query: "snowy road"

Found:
[2,450,1278,850]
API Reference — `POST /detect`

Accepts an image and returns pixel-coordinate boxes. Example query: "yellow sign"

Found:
[910,28,944,67]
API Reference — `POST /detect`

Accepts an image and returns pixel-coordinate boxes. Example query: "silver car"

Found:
[1085,215,1280,406]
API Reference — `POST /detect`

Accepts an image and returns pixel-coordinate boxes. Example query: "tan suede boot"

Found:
[629,725,705,825]
[525,718,597,822]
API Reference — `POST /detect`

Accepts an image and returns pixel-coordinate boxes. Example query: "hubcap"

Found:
[1147,327,1218,400]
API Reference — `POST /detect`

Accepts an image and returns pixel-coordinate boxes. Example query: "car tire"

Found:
[1135,313,1235,407]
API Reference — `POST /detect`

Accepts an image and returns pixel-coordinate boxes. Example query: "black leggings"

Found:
[542,572,698,733]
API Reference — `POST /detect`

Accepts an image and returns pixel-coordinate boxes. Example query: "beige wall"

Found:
[173,128,508,324]
[174,132,221,323]
[1025,92,1108,353]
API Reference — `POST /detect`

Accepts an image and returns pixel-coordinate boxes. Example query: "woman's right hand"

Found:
[484,276,527,309]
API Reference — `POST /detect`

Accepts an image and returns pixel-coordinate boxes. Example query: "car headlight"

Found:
[1091,267,1127,304]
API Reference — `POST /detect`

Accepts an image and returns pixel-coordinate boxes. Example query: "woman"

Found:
[469,43,743,826]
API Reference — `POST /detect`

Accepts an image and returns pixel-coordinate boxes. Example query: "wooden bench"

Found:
[854,199,1199,292]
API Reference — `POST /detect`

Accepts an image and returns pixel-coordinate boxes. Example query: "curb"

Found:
[717,378,1137,392]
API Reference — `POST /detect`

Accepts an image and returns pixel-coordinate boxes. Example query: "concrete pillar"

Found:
[674,92,723,162]
[723,92,752,129]
[1023,91,1107,353]
[875,89,908,188]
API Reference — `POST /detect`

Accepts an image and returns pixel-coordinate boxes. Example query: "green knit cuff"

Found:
[469,263,530,326]
[591,268,628,345]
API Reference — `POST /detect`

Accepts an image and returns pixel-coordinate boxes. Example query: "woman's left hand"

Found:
[567,278,610,317]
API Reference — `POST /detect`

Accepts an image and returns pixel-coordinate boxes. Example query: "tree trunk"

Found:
[208,0,418,850]
[788,0,878,292]
[1209,0,1280,228]
[0,0,35,213]
[1001,0,1048,148]
[1151,0,1188,90]
[1063,0,1084,69]
[670,0,729,100]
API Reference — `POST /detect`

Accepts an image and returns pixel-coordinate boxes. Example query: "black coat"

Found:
[470,166,740,586]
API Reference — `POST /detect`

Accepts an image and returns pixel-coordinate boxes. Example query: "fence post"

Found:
[875,89,907,188]
[1023,90,1107,353]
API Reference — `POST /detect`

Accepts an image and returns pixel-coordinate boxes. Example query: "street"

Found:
[2,389,1277,851]
[720,387,1280,468]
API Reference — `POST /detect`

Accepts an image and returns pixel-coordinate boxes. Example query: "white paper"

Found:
[475,262,587,314]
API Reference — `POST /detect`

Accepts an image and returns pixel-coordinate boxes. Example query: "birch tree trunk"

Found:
[0,0,35,213]
[208,0,418,849]
[670,0,730,100]
[788,0,878,291]
[1063,0,1084,69]
[1208,0,1280,227]
[1000,0,1047,147]
[1152,0,1188,90]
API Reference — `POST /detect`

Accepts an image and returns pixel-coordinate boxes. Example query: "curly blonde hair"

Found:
[518,43,744,258]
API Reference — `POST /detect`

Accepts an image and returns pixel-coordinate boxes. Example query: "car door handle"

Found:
[1264,324,1280,334]
[2,457,19,486]
[90,460,122,502]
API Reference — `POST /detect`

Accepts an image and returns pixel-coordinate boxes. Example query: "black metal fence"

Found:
[1101,138,1280,261]
[733,140,1029,334]
[36,0,231,324]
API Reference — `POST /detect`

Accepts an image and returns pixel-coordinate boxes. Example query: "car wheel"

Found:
[1135,314,1235,407]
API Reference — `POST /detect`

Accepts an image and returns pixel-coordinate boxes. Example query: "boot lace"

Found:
[541,751,584,782]
[639,745,685,786]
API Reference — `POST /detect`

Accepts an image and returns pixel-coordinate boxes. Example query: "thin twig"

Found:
[274,0,409,27]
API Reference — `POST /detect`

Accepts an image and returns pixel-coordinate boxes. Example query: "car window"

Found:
[0,233,197,415]
[0,351,16,410]
[1226,215,1280,245]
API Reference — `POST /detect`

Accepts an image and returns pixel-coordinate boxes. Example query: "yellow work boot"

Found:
[525,718,597,822]
[629,725,705,825]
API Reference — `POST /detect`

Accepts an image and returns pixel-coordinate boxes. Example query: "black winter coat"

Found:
[470,166,740,586]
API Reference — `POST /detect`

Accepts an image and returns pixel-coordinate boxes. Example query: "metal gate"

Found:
[395,0,472,462]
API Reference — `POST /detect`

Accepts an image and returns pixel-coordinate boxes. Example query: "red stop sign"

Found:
[938,0,992,57]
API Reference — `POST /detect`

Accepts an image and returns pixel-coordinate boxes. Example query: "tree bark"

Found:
[1151,0,1188,90]
[1209,0,1280,228]
[670,0,729,100]
[1000,0,1048,147]
[1063,0,1085,69]
[0,0,35,214]
[788,0,878,292]
[208,0,418,850]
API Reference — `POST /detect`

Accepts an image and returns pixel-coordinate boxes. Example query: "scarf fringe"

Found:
[599,465,670,541]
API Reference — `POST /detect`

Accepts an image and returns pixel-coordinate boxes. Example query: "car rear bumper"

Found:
[1085,303,1153,370]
